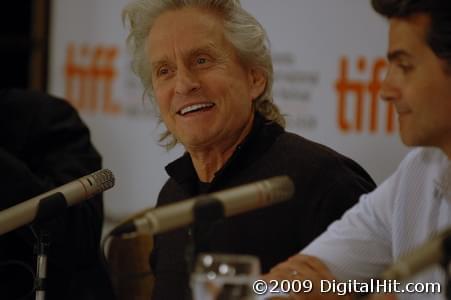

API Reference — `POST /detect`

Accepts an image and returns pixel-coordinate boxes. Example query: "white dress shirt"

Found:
[302,147,451,299]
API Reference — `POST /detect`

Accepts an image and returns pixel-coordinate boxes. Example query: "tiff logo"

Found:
[65,43,121,113]
[335,56,395,134]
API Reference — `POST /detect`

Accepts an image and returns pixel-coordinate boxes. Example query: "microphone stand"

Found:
[34,229,50,300]
[191,195,225,258]
[31,193,68,300]
[185,195,225,299]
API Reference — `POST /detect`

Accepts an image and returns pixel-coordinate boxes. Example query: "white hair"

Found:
[122,0,285,149]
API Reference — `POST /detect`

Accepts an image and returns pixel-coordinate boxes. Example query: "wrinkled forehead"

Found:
[147,7,228,61]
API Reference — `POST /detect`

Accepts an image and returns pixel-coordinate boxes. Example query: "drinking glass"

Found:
[191,253,261,300]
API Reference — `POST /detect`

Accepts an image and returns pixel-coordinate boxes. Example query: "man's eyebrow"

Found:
[150,43,219,68]
[387,49,412,62]
[186,43,219,57]
[151,57,170,70]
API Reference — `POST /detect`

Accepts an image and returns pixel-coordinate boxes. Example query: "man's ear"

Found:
[248,67,267,101]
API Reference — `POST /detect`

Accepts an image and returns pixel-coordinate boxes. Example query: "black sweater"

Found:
[151,112,376,299]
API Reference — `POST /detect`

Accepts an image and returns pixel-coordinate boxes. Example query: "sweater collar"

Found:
[165,112,284,190]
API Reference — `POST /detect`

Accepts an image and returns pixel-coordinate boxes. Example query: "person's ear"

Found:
[248,68,267,101]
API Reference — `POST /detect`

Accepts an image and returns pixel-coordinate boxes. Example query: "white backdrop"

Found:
[48,0,408,222]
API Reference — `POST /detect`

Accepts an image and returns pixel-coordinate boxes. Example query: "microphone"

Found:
[0,169,115,235]
[381,227,451,281]
[111,175,294,236]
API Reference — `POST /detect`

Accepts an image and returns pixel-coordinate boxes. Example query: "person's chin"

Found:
[180,133,216,149]
[399,131,420,147]
[398,119,413,144]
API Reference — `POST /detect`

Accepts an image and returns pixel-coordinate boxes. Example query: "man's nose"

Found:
[174,66,200,95]
[380,72,400,103]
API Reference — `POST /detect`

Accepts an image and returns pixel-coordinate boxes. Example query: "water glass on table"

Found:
[191,253,261,300]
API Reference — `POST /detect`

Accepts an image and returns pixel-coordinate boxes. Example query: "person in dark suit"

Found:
[0,89,114,299]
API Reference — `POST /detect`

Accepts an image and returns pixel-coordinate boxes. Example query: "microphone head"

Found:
[265,176,295,203]
[80,169,115,198]
[91,169,115,192]
[218,175,295,217]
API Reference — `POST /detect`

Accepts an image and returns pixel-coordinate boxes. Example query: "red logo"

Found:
[335,56,395,134]
[65,43,121,114]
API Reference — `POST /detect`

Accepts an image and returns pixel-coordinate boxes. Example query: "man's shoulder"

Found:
[273,131,346,159]
[398,147,447,172]
[271,131,370,172]
[392,148,450,194]
[2,88,71,107]
[260,130,375,190]
[1,89,78,126]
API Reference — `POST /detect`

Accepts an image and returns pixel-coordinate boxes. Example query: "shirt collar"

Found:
[432,150,451,201]
[165,111,284,190]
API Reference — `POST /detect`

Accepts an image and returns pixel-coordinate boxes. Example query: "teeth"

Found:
[180,103,214,115]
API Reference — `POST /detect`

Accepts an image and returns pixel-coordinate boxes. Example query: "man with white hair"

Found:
[122,1,376,299]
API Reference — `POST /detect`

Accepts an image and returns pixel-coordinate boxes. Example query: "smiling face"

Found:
[380,14,451,152]
[148,6,266,153]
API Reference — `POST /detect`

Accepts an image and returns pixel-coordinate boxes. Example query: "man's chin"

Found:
[399,132,432,149]
[179,134,216,150]
[399,131,417,148]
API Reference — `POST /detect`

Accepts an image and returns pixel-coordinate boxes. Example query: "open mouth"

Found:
[177,103,215,116]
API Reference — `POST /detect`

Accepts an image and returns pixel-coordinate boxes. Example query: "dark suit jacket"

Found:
[0,89,114,299]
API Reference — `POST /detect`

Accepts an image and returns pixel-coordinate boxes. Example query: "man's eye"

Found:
[401,65,413,73]
[196,57,207,64]
[398,62,413,73]
[157,67,169,76]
